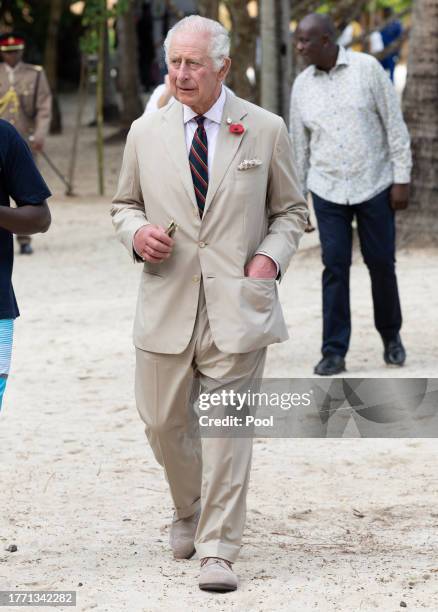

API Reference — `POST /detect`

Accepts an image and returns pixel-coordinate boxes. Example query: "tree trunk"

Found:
[260,0,278,113]
[402,0,438,241]
[67,54,88,196]
[44,0,63,134]
[103,19,120,122]
[223,0,257,102]
[96,0,105,196]
[277,0,292,123]
[197,0,220,20]
[117,0,144,130]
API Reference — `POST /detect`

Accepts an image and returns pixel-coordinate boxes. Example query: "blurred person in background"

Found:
[380,7,403,82]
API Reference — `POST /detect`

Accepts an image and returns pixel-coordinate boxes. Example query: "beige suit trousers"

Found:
[135,284,266,563]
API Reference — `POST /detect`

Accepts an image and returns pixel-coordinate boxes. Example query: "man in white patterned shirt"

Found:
[290,13,412,376]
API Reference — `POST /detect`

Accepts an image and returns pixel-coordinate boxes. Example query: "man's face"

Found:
[168,31,230,115]
[0,49,23,67]
[295,23,327,67]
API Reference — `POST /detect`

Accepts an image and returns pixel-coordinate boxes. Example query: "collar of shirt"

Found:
[5,61,22,75]
[183,86,226,127]
[4,61,22,85]
[313,45,349,76]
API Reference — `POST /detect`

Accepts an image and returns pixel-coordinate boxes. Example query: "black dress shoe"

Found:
[314,354,346,376]
[383,334,406,366]
[19,243,33,255]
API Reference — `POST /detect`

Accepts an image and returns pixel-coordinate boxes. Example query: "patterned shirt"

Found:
[289,46,412,204]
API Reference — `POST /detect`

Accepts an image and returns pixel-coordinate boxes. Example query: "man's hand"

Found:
[157,74,175,109]
[244,254,277,279]
[134,224,174,263]
[390,183,410,210]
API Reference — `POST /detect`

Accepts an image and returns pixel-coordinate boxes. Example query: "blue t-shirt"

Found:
[0,120,51,319]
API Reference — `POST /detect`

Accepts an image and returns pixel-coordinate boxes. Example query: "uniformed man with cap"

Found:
[0,32,52,255]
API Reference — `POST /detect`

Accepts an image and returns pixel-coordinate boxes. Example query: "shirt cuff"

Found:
[255,251,280,279]
[393,166,412,184]
[132,229,144,262]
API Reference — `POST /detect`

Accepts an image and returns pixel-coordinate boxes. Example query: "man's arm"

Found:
[250,120,309,279]
[111,124,150,261]
[370,58,412,208]
[289,84,311,200]
[0,201,51,234]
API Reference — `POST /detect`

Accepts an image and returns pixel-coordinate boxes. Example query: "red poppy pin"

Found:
[229,123,245,135]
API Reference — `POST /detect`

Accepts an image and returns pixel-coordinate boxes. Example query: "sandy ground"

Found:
[1,96,438,611]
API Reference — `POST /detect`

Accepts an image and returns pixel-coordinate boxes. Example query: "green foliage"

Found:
[80,0,129,54]
[315,0,412,16]
[374,0,412,11]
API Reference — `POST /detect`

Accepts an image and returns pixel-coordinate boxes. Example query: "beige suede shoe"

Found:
[199,557,238,592]
[169,508,200,559]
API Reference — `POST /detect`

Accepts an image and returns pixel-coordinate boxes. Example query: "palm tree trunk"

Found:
[402,0,438,240]
[223,0,257,102]
[197,0,219,20]
[44,0,63,133]
[117,0,144,130]
[96,0,105,196]
[260,0,278,113]
[278,0,292,123]
[103,19,120,122]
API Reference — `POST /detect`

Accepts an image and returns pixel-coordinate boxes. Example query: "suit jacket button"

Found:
[198,241,206,248]
[192,275,200,283]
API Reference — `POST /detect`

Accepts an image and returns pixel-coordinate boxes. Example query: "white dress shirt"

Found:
[182,85,225,173]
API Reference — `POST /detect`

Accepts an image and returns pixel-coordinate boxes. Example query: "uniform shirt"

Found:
[4,62,18,85]
[0,120,51,319]
[289,46,412,204]
[0,61,52,142]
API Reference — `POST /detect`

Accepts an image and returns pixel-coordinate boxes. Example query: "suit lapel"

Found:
[162,100,198,210]
[203,92,248,215]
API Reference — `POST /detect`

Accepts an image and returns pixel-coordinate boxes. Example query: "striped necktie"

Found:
[189,115,208,217]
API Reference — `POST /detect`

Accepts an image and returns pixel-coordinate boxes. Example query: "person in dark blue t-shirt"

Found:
[0,119,51,409]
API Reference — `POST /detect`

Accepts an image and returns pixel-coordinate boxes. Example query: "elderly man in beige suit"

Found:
[111,15,308,592]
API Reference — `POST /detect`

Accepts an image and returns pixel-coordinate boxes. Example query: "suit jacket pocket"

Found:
[203,276,288,353]
[241,277,276,314]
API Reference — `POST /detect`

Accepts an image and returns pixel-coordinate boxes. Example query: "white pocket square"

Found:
[237,158,263,171]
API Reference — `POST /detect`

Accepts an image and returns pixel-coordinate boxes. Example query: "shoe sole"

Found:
[314,368,346,376]
[199,583,237,592]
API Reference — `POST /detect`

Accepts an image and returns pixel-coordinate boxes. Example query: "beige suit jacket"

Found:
[111,91,308,354]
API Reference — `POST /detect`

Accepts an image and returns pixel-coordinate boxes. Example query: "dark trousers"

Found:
[312,188,402,358]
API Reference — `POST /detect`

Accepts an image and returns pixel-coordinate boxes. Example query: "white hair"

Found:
[164,15,230,71]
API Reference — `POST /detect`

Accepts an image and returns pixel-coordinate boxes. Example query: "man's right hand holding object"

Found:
[134,225,175,263]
